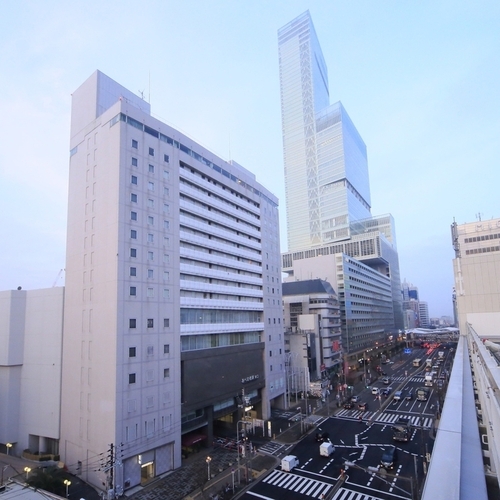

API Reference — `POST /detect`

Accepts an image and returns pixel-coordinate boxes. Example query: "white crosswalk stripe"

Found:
[332,486,386,499]
[263,469,332,498]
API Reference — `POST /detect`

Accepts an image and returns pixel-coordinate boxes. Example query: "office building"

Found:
[60,71,284,491]
[278,12,403,343]
[282,279,342,382]
[0,288,64,458]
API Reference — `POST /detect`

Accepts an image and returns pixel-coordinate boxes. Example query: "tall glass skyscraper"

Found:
[278,11,371,252]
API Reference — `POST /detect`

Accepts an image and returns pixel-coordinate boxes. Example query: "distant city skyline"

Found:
[1,1,499,318]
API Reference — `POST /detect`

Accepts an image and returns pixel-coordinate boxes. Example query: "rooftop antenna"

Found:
[138,89,145,100]
[476,212,482,221]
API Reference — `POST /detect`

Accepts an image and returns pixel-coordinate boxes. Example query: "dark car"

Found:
[343,401,354,409]
[358,401,368,411]
[405,389,414,400]
[315,431,330,442]
[381,445,398,469]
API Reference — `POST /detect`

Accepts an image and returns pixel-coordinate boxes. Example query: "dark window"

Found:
[132,139,138,149]
[149,164,154,173]
[147,318,154,328]
[163,344,170,354]
[129,347,136,357]
[130,267,136,277]
[149,147,155,156]
[130,248,137,258]
[164,318,170,328]
[131,175,138,185]
[130,229,137,239]
[129,373,136,384]
[130,286,136,296]
[129,318,136,328]
[131,193,137,203]
[164,154,169,163]
[132,157,138,167]
[131,211,137,221]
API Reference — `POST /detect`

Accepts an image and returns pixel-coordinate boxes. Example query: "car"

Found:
[343,401,354,409]
[382,377,391,385]
[315,431,330,442]
[405,389,414,400]
[371,387,380,395]
[393,390,403,401]
[351,395,361,403]
[358,401,368,411]
[380,445,397,469]
[382,386,393,396]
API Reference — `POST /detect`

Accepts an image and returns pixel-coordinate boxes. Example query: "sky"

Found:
[1,0,499,318]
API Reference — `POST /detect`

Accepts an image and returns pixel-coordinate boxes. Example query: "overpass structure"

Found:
[422,325,499,499]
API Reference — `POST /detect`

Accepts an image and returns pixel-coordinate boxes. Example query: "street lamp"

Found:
[5,443,12,455]
[205,456,211,481]
[24,467,31,480]
[63,479,71,498]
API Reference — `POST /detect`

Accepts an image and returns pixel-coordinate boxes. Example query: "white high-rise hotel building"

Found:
[61,71,284,490]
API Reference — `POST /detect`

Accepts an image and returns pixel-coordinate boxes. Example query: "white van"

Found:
[281,455,299,472]
[319,442,335,457]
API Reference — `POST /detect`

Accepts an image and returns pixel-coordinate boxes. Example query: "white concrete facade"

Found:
[0,287,64,456]
[61,71,283,492]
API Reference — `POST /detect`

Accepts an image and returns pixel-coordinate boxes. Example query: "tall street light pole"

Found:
[63,479,71,498]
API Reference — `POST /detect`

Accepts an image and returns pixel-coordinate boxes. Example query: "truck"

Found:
[392,417,412,442]
[417,387,430,401]
[426,359,433,369]
[413,358,421,367]
[424,372,434,387]
[281,455,299,472]
[319,441,335,457]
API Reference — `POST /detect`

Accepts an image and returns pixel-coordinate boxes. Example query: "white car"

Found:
[351,395,361,403]
[372,387,380,395]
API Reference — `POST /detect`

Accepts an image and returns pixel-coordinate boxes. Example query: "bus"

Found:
[413,358,421,367]
[392,417,412,442]
[417,387,430,401]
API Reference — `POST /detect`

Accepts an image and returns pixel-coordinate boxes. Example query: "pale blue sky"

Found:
[1,0,499,318]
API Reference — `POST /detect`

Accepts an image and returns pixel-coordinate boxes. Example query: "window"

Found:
[147,287,154,297]
[147,345,154,356]
[163,220,169,230]
[163,368,170,379]
[148,181,154,191]
[129,347,136,357]
[130,267,137,277]
[131,229,137,239]
[147,233,154,243]
[148,216,154,225]
[149,147,155,156]
[164,154,169,162]
[163,187,170,197]
[163,288,170,299]
[163,203,169,213]
[129,373,136,384]
[131,193,137,203]
[163,170,170,181]
[147,318,154,328]
[163,253,170,264]
[130,286,137,296]
[163,271,169,281]
[148,251,154,260]
[148,198,154,208]
[132,157,138,167]
[164,318,170,328]
[129,319,137,328]
[131,175,138,185]
[149,164,155,173]
[163,343,170,354]
[132,139,138,149]
[130,248,137,258]
[148,269,154,279]
[131,211,137,221]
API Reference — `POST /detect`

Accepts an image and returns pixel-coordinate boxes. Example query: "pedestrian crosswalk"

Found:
[336,408,433,429]
[263,469,333,498]
[331,487,385,500]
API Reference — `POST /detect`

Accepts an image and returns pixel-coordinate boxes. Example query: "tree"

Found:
[26,466,65,496]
